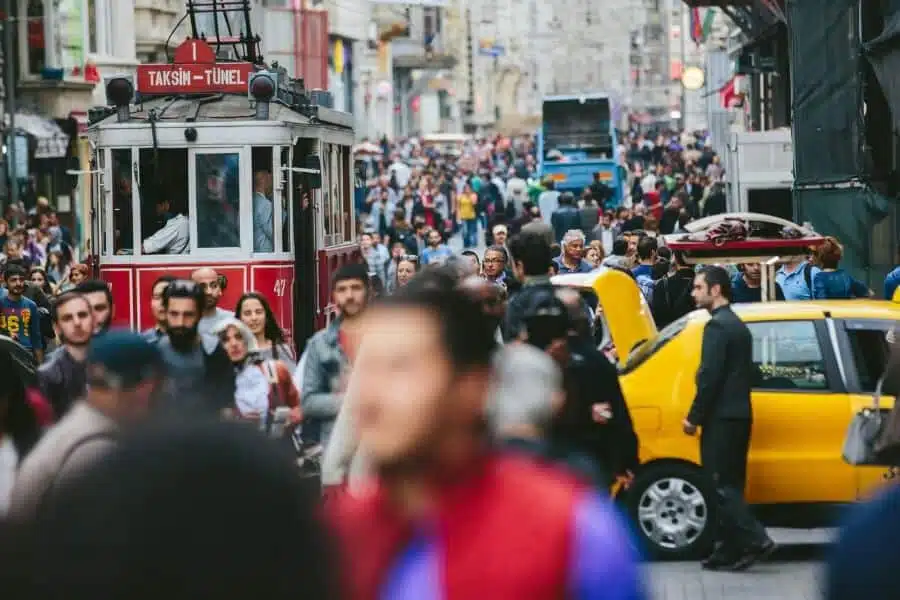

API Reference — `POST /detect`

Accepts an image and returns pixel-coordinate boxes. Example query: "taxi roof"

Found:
[552,270,900,324]
[732,299,900,322]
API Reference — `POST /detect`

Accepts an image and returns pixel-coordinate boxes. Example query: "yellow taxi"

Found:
[554,268,898,559]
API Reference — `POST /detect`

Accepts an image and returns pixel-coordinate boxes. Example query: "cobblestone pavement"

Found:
[646,529,831,600]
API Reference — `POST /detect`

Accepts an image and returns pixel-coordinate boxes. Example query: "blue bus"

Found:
[537,94,623,206]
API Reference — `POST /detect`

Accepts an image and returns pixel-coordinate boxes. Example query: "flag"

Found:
[720,77,741,109]
[701,8,716,41]
[690,8,703,45]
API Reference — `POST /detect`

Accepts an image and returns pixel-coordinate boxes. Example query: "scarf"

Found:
[234,363,270,417]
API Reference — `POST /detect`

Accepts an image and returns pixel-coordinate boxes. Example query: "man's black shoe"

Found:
[729,539,777,572]
[701,552,739,571]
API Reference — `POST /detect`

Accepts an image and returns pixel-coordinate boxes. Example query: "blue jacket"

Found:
[299,318,348,445]
[884,266,900,299]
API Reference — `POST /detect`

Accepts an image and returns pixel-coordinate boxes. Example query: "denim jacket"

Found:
[300,318,349,445]
[813,269,869,300]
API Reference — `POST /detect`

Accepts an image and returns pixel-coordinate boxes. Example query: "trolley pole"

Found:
[3,0,17,211]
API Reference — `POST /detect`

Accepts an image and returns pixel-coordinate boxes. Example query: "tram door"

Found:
[291,138,320,353]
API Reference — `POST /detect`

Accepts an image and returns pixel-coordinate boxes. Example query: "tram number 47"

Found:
[273,278,288,297]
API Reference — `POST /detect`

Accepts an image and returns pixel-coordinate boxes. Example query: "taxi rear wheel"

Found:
[626,462,716,560]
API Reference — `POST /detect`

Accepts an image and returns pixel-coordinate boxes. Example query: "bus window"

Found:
[251,146,275,253]
[110,149,133,255]
[138,148,188,254]
[195,152,240,249]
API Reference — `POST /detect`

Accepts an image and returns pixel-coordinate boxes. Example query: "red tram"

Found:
[87,2,357,350]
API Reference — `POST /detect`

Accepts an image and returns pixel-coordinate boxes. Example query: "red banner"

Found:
[299,10,328,91]
[135,39,255,96]
[136,62,254,95]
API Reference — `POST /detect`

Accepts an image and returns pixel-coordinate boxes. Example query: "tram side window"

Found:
[280,147,291,252]
[329,145,343,243]
[111,150,134,255]
[322,144,334,245]
[251,147,276,253]
[139,149,189,255]
[340,146,353,238]
[195,152,241,249]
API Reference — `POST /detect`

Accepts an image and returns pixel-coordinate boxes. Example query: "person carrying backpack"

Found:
[650,251,696,329]
[775,256,819,301]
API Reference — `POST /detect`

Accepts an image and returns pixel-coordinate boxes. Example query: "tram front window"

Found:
[196,152,240,248]
[139,148,189,255]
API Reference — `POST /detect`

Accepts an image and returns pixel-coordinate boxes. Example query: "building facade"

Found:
[1,0,137,251]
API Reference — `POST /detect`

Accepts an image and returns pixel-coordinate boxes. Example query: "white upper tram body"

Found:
[87,33,358,347]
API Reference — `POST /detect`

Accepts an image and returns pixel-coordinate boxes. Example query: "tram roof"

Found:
[90,94,354,130]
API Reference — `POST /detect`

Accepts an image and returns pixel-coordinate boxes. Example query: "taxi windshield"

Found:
[620,314,691,374]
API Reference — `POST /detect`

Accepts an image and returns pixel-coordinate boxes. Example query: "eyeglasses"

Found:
[400,255,419,262]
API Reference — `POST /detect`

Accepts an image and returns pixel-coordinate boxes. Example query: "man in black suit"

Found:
[683,265,774,571]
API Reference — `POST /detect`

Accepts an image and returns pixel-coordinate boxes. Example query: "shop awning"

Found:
[13,113,70,159]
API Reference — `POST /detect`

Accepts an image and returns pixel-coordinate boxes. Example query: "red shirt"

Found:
[327,455,591,600]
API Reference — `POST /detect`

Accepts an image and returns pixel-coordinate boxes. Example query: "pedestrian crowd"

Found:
[0,129,896,599]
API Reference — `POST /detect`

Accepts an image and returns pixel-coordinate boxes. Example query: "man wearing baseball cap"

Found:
[8,330,165,521]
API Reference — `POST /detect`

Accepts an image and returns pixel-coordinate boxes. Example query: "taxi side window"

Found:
[846,325,891,392]
[748,321,829,391]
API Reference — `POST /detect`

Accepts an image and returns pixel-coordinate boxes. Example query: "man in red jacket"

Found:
[328,266,644,600]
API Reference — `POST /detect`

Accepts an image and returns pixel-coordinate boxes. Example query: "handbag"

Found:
[842,377,885,465]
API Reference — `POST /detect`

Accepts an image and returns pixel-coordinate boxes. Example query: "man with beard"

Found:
[8,331,166,521]
[157,280,235,415]
[328,268,644,599]
[301,264,369,447]
[684,266,774,570]
[73,280,113,333]
[37,292,94,418]
[191,267,232,353]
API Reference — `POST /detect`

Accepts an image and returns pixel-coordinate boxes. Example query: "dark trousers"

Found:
[700,419,768,553]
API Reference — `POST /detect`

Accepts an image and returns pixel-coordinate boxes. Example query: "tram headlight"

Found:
[249,72,277,120]
[105,76,134,107]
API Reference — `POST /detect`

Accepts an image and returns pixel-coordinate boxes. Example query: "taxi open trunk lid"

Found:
[552,269,658,366]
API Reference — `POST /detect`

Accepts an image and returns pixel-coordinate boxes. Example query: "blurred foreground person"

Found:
[827,486,900,600]
[329,267,644,600]
[8,331,164,521]
[18,420,336,600]
[0,342,43,514]
[489,343,600,485]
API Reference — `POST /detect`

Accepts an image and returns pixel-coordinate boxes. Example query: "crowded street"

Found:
[3,1,900,599]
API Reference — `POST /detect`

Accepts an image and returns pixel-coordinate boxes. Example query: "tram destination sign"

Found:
[136,62,255,95]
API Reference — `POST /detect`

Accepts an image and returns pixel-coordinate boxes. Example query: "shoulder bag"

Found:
[843,377,885,465]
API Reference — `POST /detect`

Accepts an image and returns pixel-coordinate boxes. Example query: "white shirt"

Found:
[640,174,657,194]
[0,437,17,516]
[197,307,233,354]
[388,162,411,188]
[143,214,190,255]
